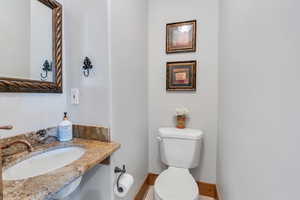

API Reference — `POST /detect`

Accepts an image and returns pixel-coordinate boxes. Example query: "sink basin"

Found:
[3,146,86,181]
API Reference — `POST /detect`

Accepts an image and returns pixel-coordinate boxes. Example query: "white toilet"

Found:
[154,127,203,200]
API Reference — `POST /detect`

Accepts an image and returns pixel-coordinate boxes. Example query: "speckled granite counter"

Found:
[3,138,120,200]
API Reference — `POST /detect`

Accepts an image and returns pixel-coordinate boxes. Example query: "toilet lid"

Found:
[154,167,198,200]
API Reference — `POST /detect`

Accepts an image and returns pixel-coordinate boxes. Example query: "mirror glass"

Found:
[0,0,54,82]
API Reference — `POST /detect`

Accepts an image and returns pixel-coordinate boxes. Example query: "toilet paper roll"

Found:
[114,173,134,198]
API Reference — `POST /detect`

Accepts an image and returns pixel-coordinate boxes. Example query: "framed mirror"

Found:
[0,0,62,93]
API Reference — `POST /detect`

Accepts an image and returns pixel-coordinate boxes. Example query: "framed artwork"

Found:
[166,20,197,54]
[166,61,197,91]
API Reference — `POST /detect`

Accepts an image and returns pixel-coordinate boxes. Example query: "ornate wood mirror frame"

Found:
[0,0,62,93]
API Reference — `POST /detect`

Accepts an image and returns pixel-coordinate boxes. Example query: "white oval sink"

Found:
[3,146,86,181]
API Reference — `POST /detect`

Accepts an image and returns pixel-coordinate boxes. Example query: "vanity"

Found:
[1,127,120,200]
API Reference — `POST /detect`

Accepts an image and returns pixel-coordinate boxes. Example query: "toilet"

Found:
[154,128,203,200]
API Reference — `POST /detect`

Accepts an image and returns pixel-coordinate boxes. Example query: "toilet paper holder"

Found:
[114,165,126,192]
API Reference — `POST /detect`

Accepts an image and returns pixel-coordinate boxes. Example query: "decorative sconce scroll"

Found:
[82,57,93,77]
[40,60,53,80]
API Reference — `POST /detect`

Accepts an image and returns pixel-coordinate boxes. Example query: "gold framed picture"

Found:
[166,60,197,91]
[166,20,197,54]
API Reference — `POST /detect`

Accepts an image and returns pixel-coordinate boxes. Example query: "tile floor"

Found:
[144,186,215,200]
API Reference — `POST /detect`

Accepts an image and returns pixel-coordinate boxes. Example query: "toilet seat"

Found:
[154,167,199,200]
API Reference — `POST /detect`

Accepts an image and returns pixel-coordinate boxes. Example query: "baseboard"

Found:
[216,184,222,200]
[135,175,151,200]
[135,173,218,200]
[147,173,158,185]
[197,181,218,199]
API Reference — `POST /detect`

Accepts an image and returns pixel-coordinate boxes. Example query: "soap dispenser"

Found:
[58,112,73,142]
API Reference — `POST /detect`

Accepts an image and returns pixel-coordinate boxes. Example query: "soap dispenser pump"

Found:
[58,112,73,142]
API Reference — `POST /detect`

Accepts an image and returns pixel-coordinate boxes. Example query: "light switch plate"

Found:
[71,88,80,105]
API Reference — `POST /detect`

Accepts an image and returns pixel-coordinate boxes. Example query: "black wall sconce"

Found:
[40,60,52,80]
[82,57,93,77]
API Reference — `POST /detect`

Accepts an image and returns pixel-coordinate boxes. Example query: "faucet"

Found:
[0,125,13,130]
[0,125,33,152]
[1,140,34,152]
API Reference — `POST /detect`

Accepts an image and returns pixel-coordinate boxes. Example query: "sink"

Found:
[3,146,86,181]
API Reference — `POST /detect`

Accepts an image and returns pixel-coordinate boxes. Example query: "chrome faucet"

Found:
[1,140,34,152]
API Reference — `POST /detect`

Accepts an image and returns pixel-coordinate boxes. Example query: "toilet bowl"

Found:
[154,167,199,200]
[155,128,203,200]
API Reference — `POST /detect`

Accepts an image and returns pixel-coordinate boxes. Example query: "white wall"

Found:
[0,0,53,82]
[0,0,66,139]
[148,0,219,183]
[64,0,111,199]
[0,0,149,199]
[58,0,149,199]
[218,0,300,199]
[65,0,110,127]
[30,0,53,82]
[109,0,149,199]
[0,0,30,79]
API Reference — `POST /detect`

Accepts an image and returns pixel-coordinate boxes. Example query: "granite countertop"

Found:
[3,138,120,200]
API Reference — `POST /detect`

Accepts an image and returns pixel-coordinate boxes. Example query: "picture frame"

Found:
[166,20,197,54]
[166,60,197,91]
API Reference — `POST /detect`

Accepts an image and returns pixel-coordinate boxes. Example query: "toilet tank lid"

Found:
[159,128,203,140]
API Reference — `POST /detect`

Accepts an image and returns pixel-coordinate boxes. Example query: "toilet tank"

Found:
[158,128,203,169]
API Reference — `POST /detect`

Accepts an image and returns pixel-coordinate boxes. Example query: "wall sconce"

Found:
[82,57,93,77]
[40,60,52,80]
